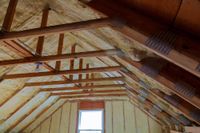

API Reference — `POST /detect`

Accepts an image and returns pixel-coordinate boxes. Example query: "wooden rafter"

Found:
[41,84,125,91]
[69,45,76,80]
[0,49,121,66]
[25,76,124,87]
[3,66,122,79]
[86,0,200,78]
[118,56,200,110]
[2,0,18,31]
[0,18,113,41]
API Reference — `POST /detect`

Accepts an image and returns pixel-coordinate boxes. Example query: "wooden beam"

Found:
[41,84,125,91]
[51,89,126,96]
[87,0,200,78]
[55,33,64,70]
[25,76,124,87]
[3,66,122,79]
[2,0,18,31]
[78,58,83,86]
[60,93,127,99]
[70,45,76,80]
[0,18,113,41]
[0,49,121,66]
[85,64,90,86]
[35,6,49,56]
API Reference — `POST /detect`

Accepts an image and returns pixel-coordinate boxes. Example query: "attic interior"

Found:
[0,0,199,133]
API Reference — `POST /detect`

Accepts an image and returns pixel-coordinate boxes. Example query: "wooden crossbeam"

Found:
[25,76,124,87]
[60,93,127,99]
[69,45,76,80]
[0,49,121,66]
[0,18,113,41]
[2,0,18,31]
[51,89,126,96]
[87,0,200,78]
[41,84,125,91]
[3,66,121,79]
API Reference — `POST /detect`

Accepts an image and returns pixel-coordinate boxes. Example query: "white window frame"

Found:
[78,109,104,133]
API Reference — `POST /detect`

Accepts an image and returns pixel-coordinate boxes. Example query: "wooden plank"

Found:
[185,126,200,133]
[68,102,78,133]
[70,45,76,80]
[41,84,125,91]
[135,107,149,133]
[32,126,41,133]
[36,6,49,56]
[0,49,121,66]
[51,89,126,96]
[49,108,62,133]
[0,18,113,41]
[2,0,18,31]
[3,66,122,79]
[87,0,200,78]
[61,94,127,99]
[59,102,71,133]
[55,33,64,70]
[112,101,124,133]
[40,117,51,133]
[124,101,137,133]
[105,101,113,133]
[25,76,124,87]
[149,117,162,133]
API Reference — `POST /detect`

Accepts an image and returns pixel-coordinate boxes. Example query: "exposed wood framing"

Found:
[2,66,122,79]
[1,0,18,31]
[51,89,126,96]
[87,0,200,78]
[78,58,83,86]
[25,76,124,87]
[70,45,76,80]
[35,5,49,56]
[0,49,121,66]
[119,56,200,110]
[0,18,113,41]
[60,93,127,99]
[41,84,125,91]
[85,64,90,86]
[55,33,64,70]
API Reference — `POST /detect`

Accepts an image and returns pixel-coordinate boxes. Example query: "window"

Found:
[77,101,104,133]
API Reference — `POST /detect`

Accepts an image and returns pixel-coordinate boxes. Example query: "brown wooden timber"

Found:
[87,0,200,78]
[51,89,126,96]
[25,76,124,87]
[70,45,76,80]
[0,49,121,66]
[0,18,113,41]
[78,58,83,86]
[3,66,122,79]
[41,84,125,92]
[85,64,90,86]
[35,6,49,56]
[2,0,18,31]
[60,93,127,99]
[55,34,64,70]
